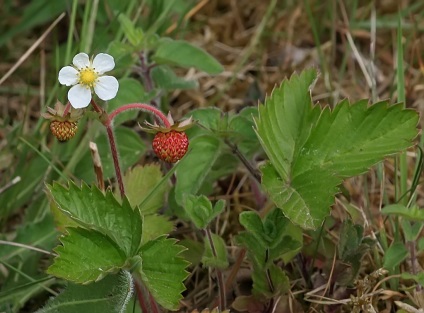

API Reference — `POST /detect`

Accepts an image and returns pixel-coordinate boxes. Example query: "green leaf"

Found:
[153,39,224,74]
[118,14,144,47]
[175,135,222,205]
[256,70,419,229]
[401,219,424,242]
[141,214,174,243]
[401,272,424,286]
[382,204,424,221]
[202,233,229,269]
[383,242,409,269]
[152,65,198,90]
[47,228,127,284]
[37,271,133,313]
[252,264,290,298]
[47,183,143,257]
[75,126,146,181]
[235,208,302,267]
[139,237,189,310]
[184,195,225,229]
[123,164,168,214]
[229,107,262,157]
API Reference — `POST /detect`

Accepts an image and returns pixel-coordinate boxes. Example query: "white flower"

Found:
[58,52,119,109]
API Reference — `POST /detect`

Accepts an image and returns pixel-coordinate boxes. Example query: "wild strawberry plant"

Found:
[2,7,421,313]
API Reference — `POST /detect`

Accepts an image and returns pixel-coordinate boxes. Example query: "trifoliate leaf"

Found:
[47,182,143,257]
[37,271,133,313]
[184,195,225,229]
[235,208,302,268]
[47,228,127,284]
[255,69,419,229]
[122,164,168,214]
[139,237,189,310]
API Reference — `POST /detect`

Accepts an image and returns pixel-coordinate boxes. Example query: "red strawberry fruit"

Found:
[152,130,189,163]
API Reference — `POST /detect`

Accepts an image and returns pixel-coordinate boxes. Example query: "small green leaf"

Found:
[175,135,222,205]
[118,14,144,47]
[139,237,189,310]
[401,219,423,242]
[235,208,302,267]
[153,39,224,74]
[152,65,198,90]
[179,239,204,266]
[123,164,168,214]
[256,70,419,229]
[383,242,409,269]
[401,272,424,286]
[382,204,424,221]
[47,183,143,257]
[37,271,133,313]
[184,195,225,229]
[202,233,229,269]
[252,264,289,298]
[47,228,127,284]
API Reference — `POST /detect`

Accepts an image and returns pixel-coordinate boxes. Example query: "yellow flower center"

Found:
[79,68,98,87]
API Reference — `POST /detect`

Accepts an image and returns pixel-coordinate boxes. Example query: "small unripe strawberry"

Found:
[152,131,189,163]
[49,120,78,141]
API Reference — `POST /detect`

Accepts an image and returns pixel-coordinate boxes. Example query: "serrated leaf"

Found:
[256,70,419,229]
[184,195,225,229]
[153,39,223,74]
[37,271,133,313]
[123,164,168,214]
[383,242,409,269]
[47,183,143,257]
[47,228,127,284]
[152,65,198,90]
[175,135,222,205]
[202,233,229,269]
[139,237,189,310]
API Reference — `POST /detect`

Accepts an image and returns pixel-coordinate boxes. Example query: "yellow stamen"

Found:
[79,68,98,87]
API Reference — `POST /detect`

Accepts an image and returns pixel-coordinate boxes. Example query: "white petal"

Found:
[94,76,119,100]
[68,84,92,108]
[92,53,115,74]
[58,66,79,86]
[72,53,90,69]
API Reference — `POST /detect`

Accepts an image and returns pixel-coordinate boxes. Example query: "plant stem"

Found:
[90,100,125,197]
[205,227,226,311]
[108,103,171,127]
[224,139,261,182]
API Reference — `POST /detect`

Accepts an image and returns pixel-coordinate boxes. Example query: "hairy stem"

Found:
[108,103,171,128]
[205,227,226,311]
[90,100,125,197]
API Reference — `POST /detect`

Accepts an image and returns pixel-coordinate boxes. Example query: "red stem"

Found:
[90,100,125,197]
[108,103,171,128]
